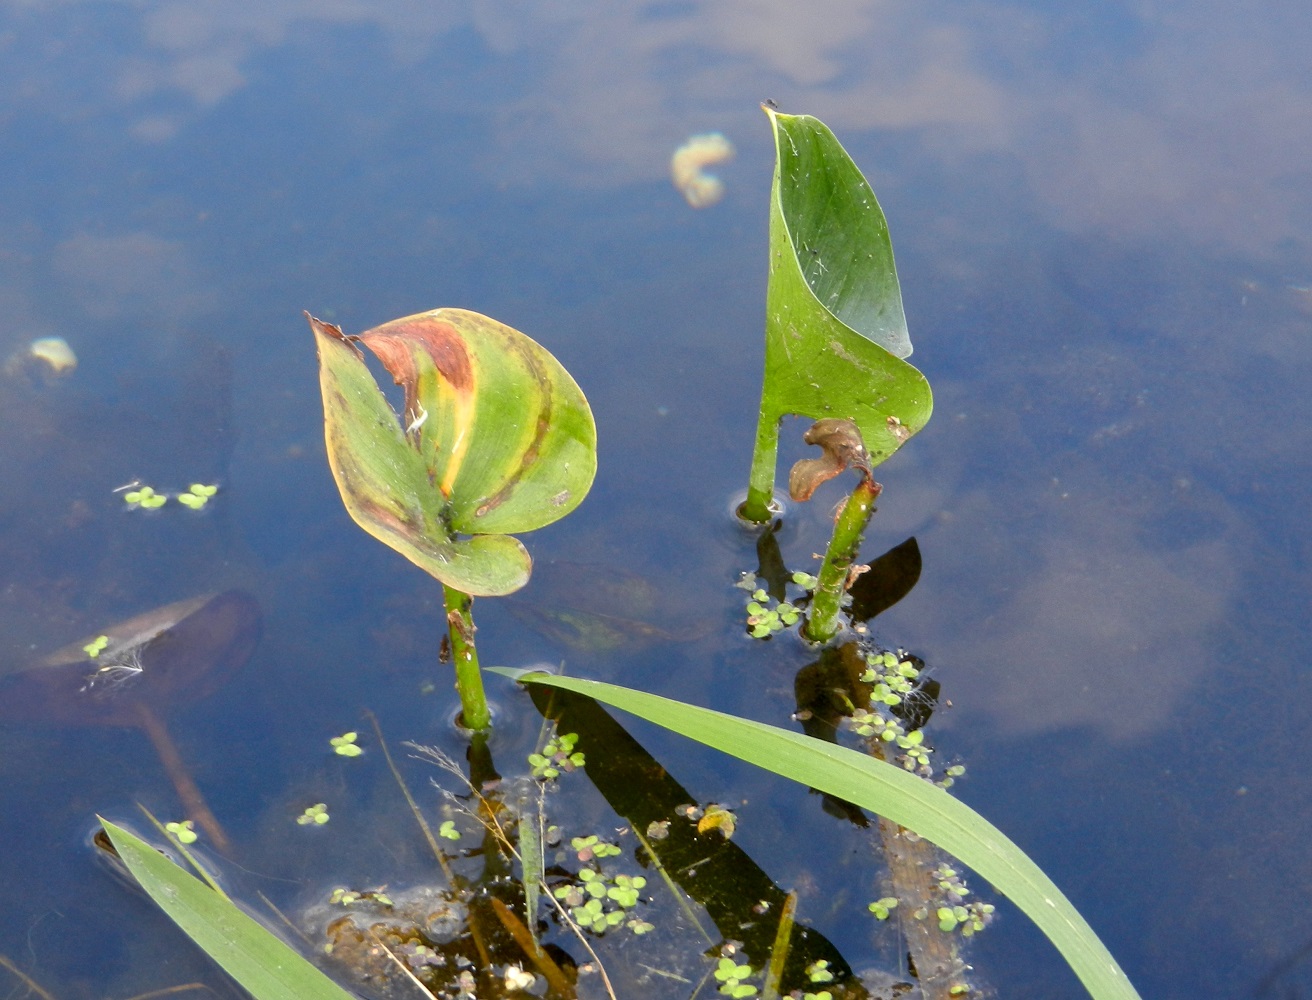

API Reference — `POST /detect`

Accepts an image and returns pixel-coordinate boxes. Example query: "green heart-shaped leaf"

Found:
[744,110,933,520]
[310,310,596,597]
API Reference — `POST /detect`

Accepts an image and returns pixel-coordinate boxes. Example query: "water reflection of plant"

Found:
[95,108,1142,1000]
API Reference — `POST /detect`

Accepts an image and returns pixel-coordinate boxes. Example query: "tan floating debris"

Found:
[671,133,735,208]
[5,336,78,378]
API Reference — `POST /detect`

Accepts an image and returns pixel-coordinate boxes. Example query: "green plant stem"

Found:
[741,410,781,523]
[803,476,881,643]
[443,584,491,730]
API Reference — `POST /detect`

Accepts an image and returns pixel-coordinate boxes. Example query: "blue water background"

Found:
[1,2,1310,997]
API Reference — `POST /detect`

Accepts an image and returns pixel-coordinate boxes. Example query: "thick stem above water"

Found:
[443,584,491,731]
[803,476,882,643]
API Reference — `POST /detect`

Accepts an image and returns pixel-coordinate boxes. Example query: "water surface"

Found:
[1,2,1310,997]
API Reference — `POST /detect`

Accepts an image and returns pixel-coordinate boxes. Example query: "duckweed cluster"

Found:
[121,482,219,509]
[847,648,964,787]
[867,896,899,920]
[123,485,167,509]
[330,731,363,757]
[570,834,620,862]
[551,867,649,935]
[925,865,995,937]
[796,959,836,1000]
[298,803,330,826]
[528,731,584,779]
[329,887,394,907]
[715,955,758,998]
[165,820,197,845]
[736,573,809,638]
[177,483,219,509]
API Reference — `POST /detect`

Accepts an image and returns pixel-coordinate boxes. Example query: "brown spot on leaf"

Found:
[360,315,474,396]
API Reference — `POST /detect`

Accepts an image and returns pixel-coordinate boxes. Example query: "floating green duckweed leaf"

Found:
[124,486,168,508]
[297,803,330,826]
[165,820,198,844]
[330,732,362,757]
[83,635,109,658]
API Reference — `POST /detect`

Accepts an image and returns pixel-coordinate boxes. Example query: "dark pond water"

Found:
[2,3,1310,998]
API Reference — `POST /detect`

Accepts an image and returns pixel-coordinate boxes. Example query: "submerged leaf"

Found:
[309,311,596,597]
[0,591,261,727]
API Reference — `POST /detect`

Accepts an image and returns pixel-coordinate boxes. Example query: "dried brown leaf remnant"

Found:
[788,418,873,501]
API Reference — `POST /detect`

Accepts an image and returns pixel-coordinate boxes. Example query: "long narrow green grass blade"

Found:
[100,819,356,1000]
[490,669,1141,1000]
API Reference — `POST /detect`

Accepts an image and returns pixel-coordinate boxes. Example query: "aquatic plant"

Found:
[309,309,597,730]
[123,484,167,508]
[329,731,362,757]
[177,483,219,509]
[95,108,1140,1000]
[497,668,1142,1000]
[297,803,330,826]
[740,107,931,524]
[101,820,356,1000]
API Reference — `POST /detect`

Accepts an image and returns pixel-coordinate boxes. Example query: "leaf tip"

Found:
[306,311,363,356]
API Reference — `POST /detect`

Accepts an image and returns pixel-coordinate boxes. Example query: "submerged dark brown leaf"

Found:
[0,591,261,727]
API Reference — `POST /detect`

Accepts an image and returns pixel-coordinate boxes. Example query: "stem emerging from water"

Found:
[741,410,781,523]
[443,584,491,731]
[803,476,881,643]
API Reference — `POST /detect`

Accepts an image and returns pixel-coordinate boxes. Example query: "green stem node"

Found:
[443,584,492,731]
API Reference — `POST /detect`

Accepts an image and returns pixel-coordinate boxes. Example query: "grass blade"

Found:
[100,819,355,1000]
[490,669,1141,1000]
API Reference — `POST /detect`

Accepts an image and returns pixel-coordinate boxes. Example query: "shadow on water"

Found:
[1256,933,1312,999]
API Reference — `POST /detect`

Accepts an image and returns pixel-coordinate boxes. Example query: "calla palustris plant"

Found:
[741,108,933,523]
[309,309,596,729]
